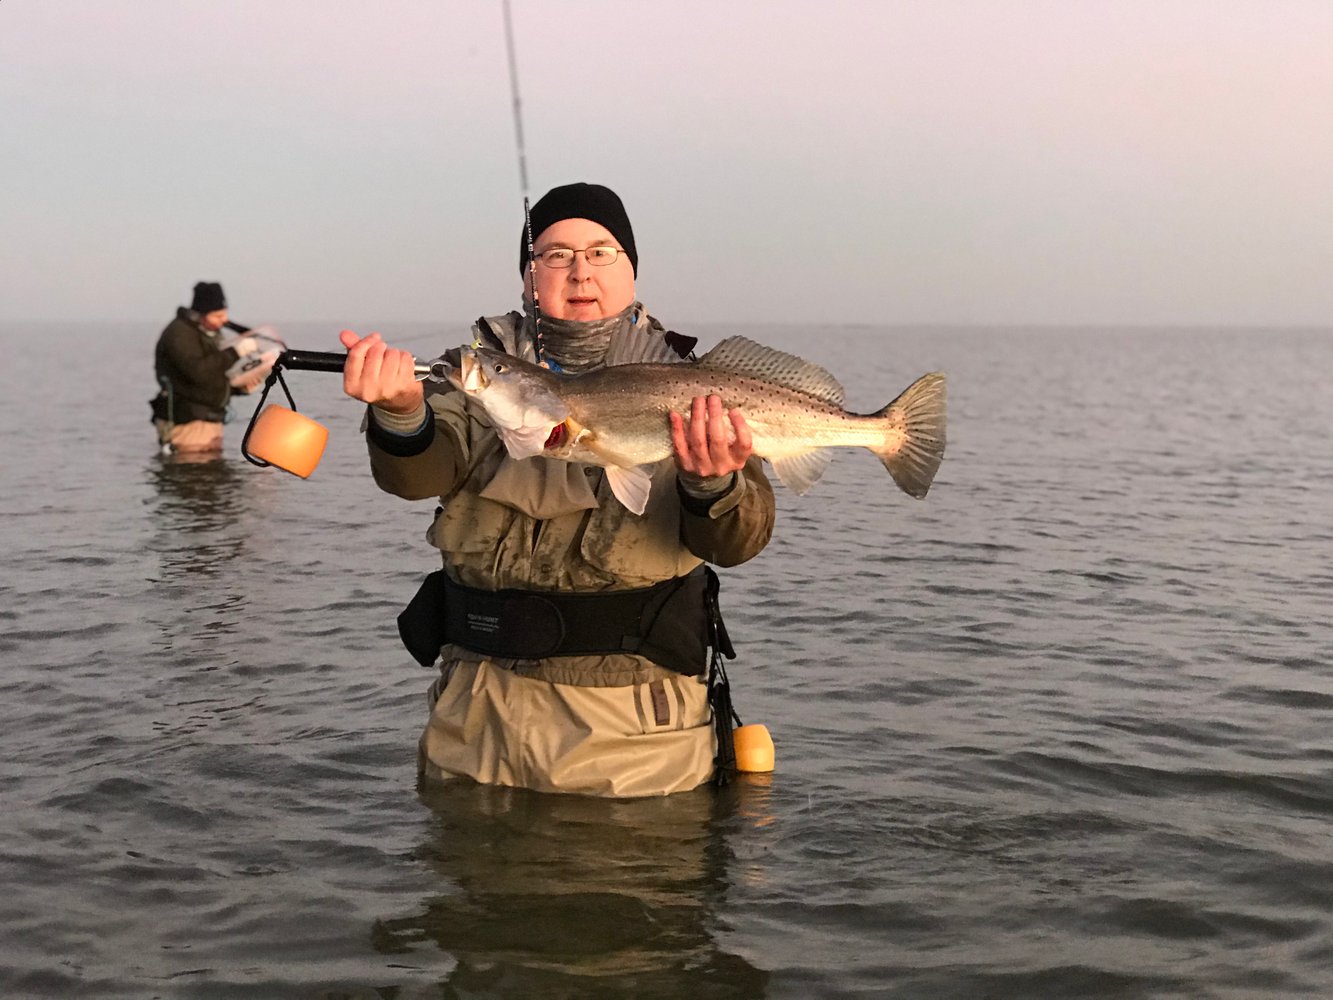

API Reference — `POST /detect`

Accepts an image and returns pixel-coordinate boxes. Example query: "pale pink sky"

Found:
[2,0,1330,326]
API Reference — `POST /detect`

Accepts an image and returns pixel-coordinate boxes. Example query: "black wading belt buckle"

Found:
[448,589,565,658]
[397,572,569,666]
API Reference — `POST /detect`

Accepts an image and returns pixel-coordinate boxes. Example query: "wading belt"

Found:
[397,565,717,676]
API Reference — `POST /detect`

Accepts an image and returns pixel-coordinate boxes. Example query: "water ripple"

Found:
[2,324,1332,997]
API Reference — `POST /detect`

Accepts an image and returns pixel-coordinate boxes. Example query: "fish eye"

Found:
[492,362,506,373]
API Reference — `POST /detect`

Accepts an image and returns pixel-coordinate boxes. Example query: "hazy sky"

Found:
[3,0,1330,326]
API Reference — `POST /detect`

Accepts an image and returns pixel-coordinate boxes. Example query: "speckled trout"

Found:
[443,331,945,516]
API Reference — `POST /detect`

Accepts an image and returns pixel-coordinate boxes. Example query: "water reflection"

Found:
[145,455,247,580]
[376,778,775,998]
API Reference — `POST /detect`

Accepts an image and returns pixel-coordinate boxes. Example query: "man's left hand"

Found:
[670,395,753,478]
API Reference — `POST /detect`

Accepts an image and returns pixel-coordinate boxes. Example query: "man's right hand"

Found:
[339,329,424,415]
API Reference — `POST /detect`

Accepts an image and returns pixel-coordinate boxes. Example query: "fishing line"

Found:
[502,0,546,365]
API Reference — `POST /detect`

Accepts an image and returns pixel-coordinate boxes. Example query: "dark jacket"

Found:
[151,308,243,423]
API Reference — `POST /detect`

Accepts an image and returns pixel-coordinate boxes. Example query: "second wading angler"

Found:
[150,281,264,455]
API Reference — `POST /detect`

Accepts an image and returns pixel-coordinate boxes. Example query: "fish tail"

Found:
[872,372,946,498]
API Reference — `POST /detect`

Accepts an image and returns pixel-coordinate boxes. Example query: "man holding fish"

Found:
[340,183,779,797]
[341,184,945,797]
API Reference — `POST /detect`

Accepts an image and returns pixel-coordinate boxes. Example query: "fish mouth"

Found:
[447,349,486,393]
[428,347,463,384]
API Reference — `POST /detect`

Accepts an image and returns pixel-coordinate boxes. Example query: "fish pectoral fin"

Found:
[605,465,653,515]
[769,450,833,496]
[495,424,558,460]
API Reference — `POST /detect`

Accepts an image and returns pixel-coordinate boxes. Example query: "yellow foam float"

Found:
[733,723,775,773]
[245,405,329,479]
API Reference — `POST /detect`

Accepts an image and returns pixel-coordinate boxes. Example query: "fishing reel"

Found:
[241,348,457,478]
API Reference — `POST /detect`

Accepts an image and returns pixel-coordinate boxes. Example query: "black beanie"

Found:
[520,183,637,275]
[190,281,227,313]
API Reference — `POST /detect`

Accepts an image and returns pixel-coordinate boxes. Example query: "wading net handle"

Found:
[276,350,347,373]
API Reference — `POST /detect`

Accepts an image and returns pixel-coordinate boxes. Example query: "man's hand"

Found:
[670,394,753,478]
[339,329,424,415]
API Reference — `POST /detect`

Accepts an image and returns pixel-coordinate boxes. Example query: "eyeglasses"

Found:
[534,245,626,268]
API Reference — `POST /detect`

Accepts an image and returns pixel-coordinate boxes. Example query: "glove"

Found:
[232,336,259,357]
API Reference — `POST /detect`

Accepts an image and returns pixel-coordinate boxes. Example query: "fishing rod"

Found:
[503,0,546,365]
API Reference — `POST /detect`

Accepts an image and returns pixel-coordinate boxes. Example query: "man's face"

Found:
[201,309,228,331]
[526,218,636,321]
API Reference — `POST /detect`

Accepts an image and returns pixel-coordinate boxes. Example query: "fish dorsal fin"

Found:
[769,451,833,496]
[604,327,686,367]
[604,464,653,515]
[698,336,845,406]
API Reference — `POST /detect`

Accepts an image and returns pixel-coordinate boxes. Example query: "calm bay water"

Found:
[2,321,1330,998]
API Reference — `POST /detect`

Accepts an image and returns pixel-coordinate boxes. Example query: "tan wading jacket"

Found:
[365,316,775,794]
